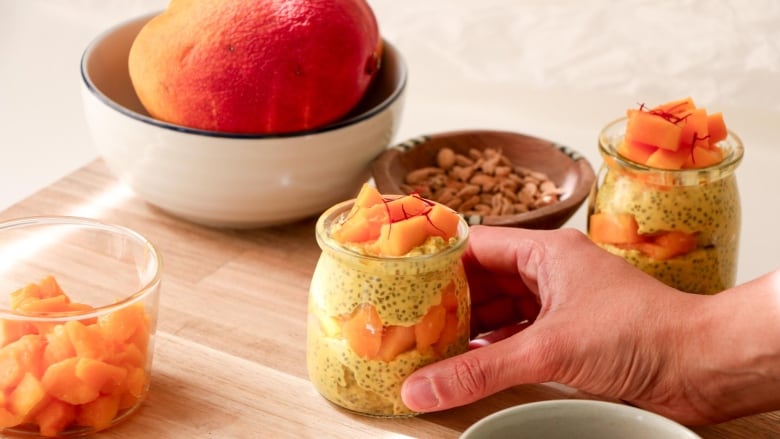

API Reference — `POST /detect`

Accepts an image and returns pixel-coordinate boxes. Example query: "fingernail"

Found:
[403,376,439,411]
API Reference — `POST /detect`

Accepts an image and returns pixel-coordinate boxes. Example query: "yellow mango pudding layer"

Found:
[306,184,470,417]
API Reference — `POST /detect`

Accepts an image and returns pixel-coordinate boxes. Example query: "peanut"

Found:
[436,147,456,169]
[400,147,562,217]
[405,167,443,184]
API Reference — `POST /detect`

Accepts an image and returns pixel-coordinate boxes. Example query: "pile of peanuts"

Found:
[401,147,562,217]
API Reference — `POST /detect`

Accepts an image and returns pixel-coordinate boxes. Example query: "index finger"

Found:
[464,225,602,297]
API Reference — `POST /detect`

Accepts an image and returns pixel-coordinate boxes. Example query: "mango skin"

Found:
[128,0,381,134]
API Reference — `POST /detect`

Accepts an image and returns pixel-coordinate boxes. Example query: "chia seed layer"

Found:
[306,330,469,416]
[307,208,470,416]
[593,170,740,294]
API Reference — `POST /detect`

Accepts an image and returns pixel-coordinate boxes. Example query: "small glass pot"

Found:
[0,216,161,437]
[307,198,470,417]
[587,118,744,294]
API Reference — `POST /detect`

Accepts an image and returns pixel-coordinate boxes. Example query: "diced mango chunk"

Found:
[618,97,729,169]
[42,358,100,405]
[35,399,76,437]
[377,215,431,256]
[8,372,48,419]
[625,110,682,152]
[589,213,643,245]
[415,304,447,352]
[342,304,383,360]
[433,312,462,355]
[376,325,416,362]
[75,394,121,431]
[589,212,698,260]
[0,276,152,436]
[332,183,462,257]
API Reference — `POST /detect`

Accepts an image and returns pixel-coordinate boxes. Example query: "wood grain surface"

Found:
[2,159,777,438]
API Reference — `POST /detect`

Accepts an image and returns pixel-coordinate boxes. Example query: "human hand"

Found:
[401,225,757,425]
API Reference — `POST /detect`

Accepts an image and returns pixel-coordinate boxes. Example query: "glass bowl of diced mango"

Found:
[0,216,161,437]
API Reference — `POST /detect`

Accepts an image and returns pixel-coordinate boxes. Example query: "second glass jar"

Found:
[588,117,744,294]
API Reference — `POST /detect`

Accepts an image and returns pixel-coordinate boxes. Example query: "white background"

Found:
[1,0,778,284]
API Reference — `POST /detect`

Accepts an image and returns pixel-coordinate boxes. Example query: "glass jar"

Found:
[306,198,470,417]
[0,216,161,437]
[587,118,744,294]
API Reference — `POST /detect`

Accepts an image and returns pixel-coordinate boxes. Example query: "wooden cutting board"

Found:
[1,159,777,438]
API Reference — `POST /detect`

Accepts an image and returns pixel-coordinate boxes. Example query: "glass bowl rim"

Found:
[0,215,162,321]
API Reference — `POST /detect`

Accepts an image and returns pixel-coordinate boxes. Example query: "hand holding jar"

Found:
[400,226,780,426]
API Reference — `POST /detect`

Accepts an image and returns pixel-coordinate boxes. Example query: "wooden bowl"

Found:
[371,130,596,229]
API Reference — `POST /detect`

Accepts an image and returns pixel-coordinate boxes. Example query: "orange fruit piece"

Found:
[707,112,728,145]
[41,358,100,406]
[439,281,459,312]
[0,319,35,348]
[650,96,696,116]
[333,203,389,244]
[10,276,66,310]
[341,304,383,360]
[352,183,386,210]
[415,305,447,352]
[424,203,460,240]
[35,399,76,437]
[0,334,46,390]
[0,407,22,430]
[625,110,682,152]
[622,98,728,169]
[617,140,657,165]
[684,145,724,169]
[376,325,416,362]
[377,215,432,256]
[588,212,643,245]
[74,394,121,431]
[678,108,709,149]
[628,231,698,260]
[645,147,689,170]
[433,312,462,355]
[384,195,430,222]
[1,276,153,436]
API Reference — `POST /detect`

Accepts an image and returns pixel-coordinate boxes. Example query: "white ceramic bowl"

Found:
[460,400,701,439]
[80,12,407,228]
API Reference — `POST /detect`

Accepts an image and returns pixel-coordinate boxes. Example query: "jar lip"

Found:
[598,116,744,177]
[315,197,470,261]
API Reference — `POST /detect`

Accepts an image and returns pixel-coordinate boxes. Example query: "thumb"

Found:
[401,327,557,412]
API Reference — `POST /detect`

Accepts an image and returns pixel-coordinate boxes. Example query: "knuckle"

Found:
[452,356,490,396]
[556,227,589,243]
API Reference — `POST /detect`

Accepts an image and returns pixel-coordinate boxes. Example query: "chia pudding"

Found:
[307,198,470,416]
[589,117,744,294]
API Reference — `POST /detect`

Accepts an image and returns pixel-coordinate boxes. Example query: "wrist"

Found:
[680,271,780,421]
